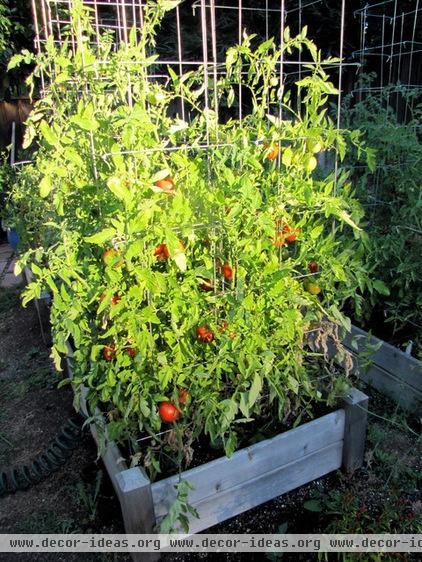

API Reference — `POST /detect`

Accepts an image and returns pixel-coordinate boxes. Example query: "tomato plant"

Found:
[178,389,190,406]
[12,1,375,497]
[343,78,422,350]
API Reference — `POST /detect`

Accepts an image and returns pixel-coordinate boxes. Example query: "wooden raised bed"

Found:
[318,324,422,416]
[343,326,422,416]
[65,346,368,549]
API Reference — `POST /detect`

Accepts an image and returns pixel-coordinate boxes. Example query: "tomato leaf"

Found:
[84,228,116,245]
[39,176,52,198]
[304,500,322,512]
[173,251,187,272]
[248,373,262,408]
[373,280,390,296]
[107,177,132,203]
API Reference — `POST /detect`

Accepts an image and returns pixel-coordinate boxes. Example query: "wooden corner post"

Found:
[342,388,369,472]
[115,467,160,562]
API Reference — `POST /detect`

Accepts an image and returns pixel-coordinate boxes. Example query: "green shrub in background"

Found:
[343,78,422,350]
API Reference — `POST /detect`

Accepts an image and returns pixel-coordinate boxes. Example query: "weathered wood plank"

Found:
[152,409,345,518]
[338,327,422,415]
[342,388,368,472]
[356,362,422,416]
[115,468,160,562]
[155,441,343,534]
[344,325,422,391]
[115,469,159,562]
[309,323,422,415]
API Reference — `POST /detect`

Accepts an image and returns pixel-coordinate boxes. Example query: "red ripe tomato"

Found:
[126,347,137,358]
[100,293,120,305]
[178,389,191,405]
[203,331,214,343]
[103,345,116,362]
[283,225,300,243]
[222,263,233,282]
[308,261,319,273]
[154,243,170,261]
[158,402,180,422]
[196,325,214,343]
[155,177,175,194]
[219,320,229,332]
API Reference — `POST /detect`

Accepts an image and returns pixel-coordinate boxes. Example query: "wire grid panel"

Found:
[353,0,422,105]
[27,0,352,284]
[31,0,353,125]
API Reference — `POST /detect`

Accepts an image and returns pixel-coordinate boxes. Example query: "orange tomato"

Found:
[155,177,175,194]
[266,143,280,161]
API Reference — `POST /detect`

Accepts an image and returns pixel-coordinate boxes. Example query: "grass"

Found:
[15,511,81,534]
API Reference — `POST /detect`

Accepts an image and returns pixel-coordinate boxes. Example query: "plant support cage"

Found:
[30,0,354,126]
[22,0,379,465]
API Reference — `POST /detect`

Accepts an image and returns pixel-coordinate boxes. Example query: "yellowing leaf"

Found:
[282,147,293,167]
[152,169,171,183]
[39,176,52,198]
[84,227,116,245]
[173,250,187,272]
[39,120,58,147]
[337,210,362,231]
[107,177,131,203]
[306,156,317,173]
[248,373,262,407]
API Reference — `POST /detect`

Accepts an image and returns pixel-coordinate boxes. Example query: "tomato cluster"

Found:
[274,223,301,247]
[196,325,215,343]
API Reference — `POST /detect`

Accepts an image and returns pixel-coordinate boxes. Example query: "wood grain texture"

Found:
[342,388,369,472]
[155,441,343,533]
[152,409,345,520]
[344,325,422,390]
[343,326,422,415]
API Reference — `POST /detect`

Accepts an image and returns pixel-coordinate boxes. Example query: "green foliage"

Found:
[0,0,34,97]
[74,470,103,524]
[12,0,373,506]
[158,479,199,533]
[2,162,50,250]
[343,77,422,341]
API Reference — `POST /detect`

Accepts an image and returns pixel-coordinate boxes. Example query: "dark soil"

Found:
[0,280,420,562]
